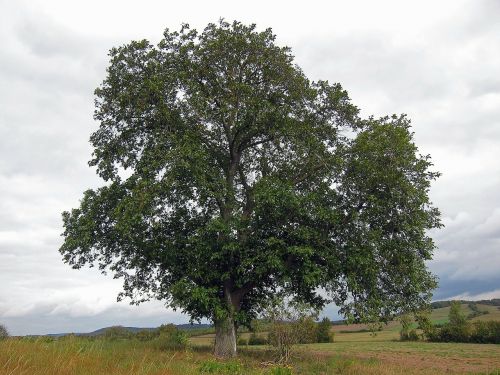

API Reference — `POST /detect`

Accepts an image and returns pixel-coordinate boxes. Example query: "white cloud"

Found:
[451,289,500,301]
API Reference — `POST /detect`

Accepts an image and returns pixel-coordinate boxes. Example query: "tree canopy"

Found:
[60,20,441,357]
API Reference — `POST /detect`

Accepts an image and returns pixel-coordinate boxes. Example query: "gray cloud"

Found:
[1,0,499,335]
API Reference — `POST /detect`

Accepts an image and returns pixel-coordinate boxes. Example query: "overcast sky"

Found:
[1,0,499,336]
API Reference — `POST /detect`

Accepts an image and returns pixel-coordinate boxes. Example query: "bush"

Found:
[437,322,471,342]
[154,324,189,350]
[316,317,334,343]
[431,321,500,344]
[295,316,318,344]
[135,329,158,341]
[265,298,319,363]
[237,337,248,346]
[428,301,500,343]
[399,314,419,341]
[0,324,9,339]
[103,326,131,340]
[415,310,435,340]
[469,321,500,344]
[248,332,268,345]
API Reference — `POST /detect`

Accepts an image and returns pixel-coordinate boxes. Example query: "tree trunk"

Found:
[214,315,237,358]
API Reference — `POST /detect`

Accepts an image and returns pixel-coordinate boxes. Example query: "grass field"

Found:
[1,334,500,375]
[1,303,499,375]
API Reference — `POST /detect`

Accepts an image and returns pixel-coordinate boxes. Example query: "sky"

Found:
[0,0,499,336]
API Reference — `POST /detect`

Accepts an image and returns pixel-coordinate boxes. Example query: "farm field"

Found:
[1,303,499,375]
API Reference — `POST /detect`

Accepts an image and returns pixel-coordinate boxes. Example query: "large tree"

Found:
[60,21,441,357]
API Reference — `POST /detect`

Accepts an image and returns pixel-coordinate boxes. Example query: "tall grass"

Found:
[1,335,500,374]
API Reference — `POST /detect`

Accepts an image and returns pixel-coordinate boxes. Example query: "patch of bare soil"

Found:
[359,351,500,374]
[312,349,500,374]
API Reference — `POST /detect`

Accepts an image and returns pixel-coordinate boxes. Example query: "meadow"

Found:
[1,303,500,375]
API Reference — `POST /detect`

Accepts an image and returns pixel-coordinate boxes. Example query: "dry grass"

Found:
[2,307,500,375]
[1,334,500,375]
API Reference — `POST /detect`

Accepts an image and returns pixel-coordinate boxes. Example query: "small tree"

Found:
[415,309,435,340]
[449,301,466,327]
[437,301,470,342]
[0,324,8,339]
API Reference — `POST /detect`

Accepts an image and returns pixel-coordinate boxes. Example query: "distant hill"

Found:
[431,298,500,309]
[329,299,500,327]
[46,323,212,337]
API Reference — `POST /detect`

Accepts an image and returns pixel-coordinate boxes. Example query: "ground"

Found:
[1,303,499,374]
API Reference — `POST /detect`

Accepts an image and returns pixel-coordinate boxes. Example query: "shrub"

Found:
[157,323,174,334]
[367,321,383,337]
[431,320,500,344]
[469,321,500,344]
[399,314,413,341]
[316,317,334,343]
[103,326,131,340]
[295,316,318,344]
[415,310,435,340]
[154,325,189,350]
[237,337,248,346]
[248,333,268,345]
[0,324,9,339]
[265,298,319,363]
[438,301,471,342]
[439,323,471,342]
[135,329,158,341]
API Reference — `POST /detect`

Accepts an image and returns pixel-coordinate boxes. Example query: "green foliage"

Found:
[154,325,189,350]
[295,316,318,344]
[398,314,415,341]
[469,321,500,344]
[247,332,268,345]
[367,322,383,337]
[414,309,435,340]
[431,318,500,344]
[449,301,467,327]
[198,359,243,374]
[265,298,320,363]
[316,317,334,343]
[236,337,247,346]
[135,329,158,341]
[431,298,500,309]
[158,323,177,335]
[267,366,293,375]
[60,19,441,356]
[433,302,471,342]
[0,324,9,340]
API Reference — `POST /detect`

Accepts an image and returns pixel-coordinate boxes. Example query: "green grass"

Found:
[429,303,500,325]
